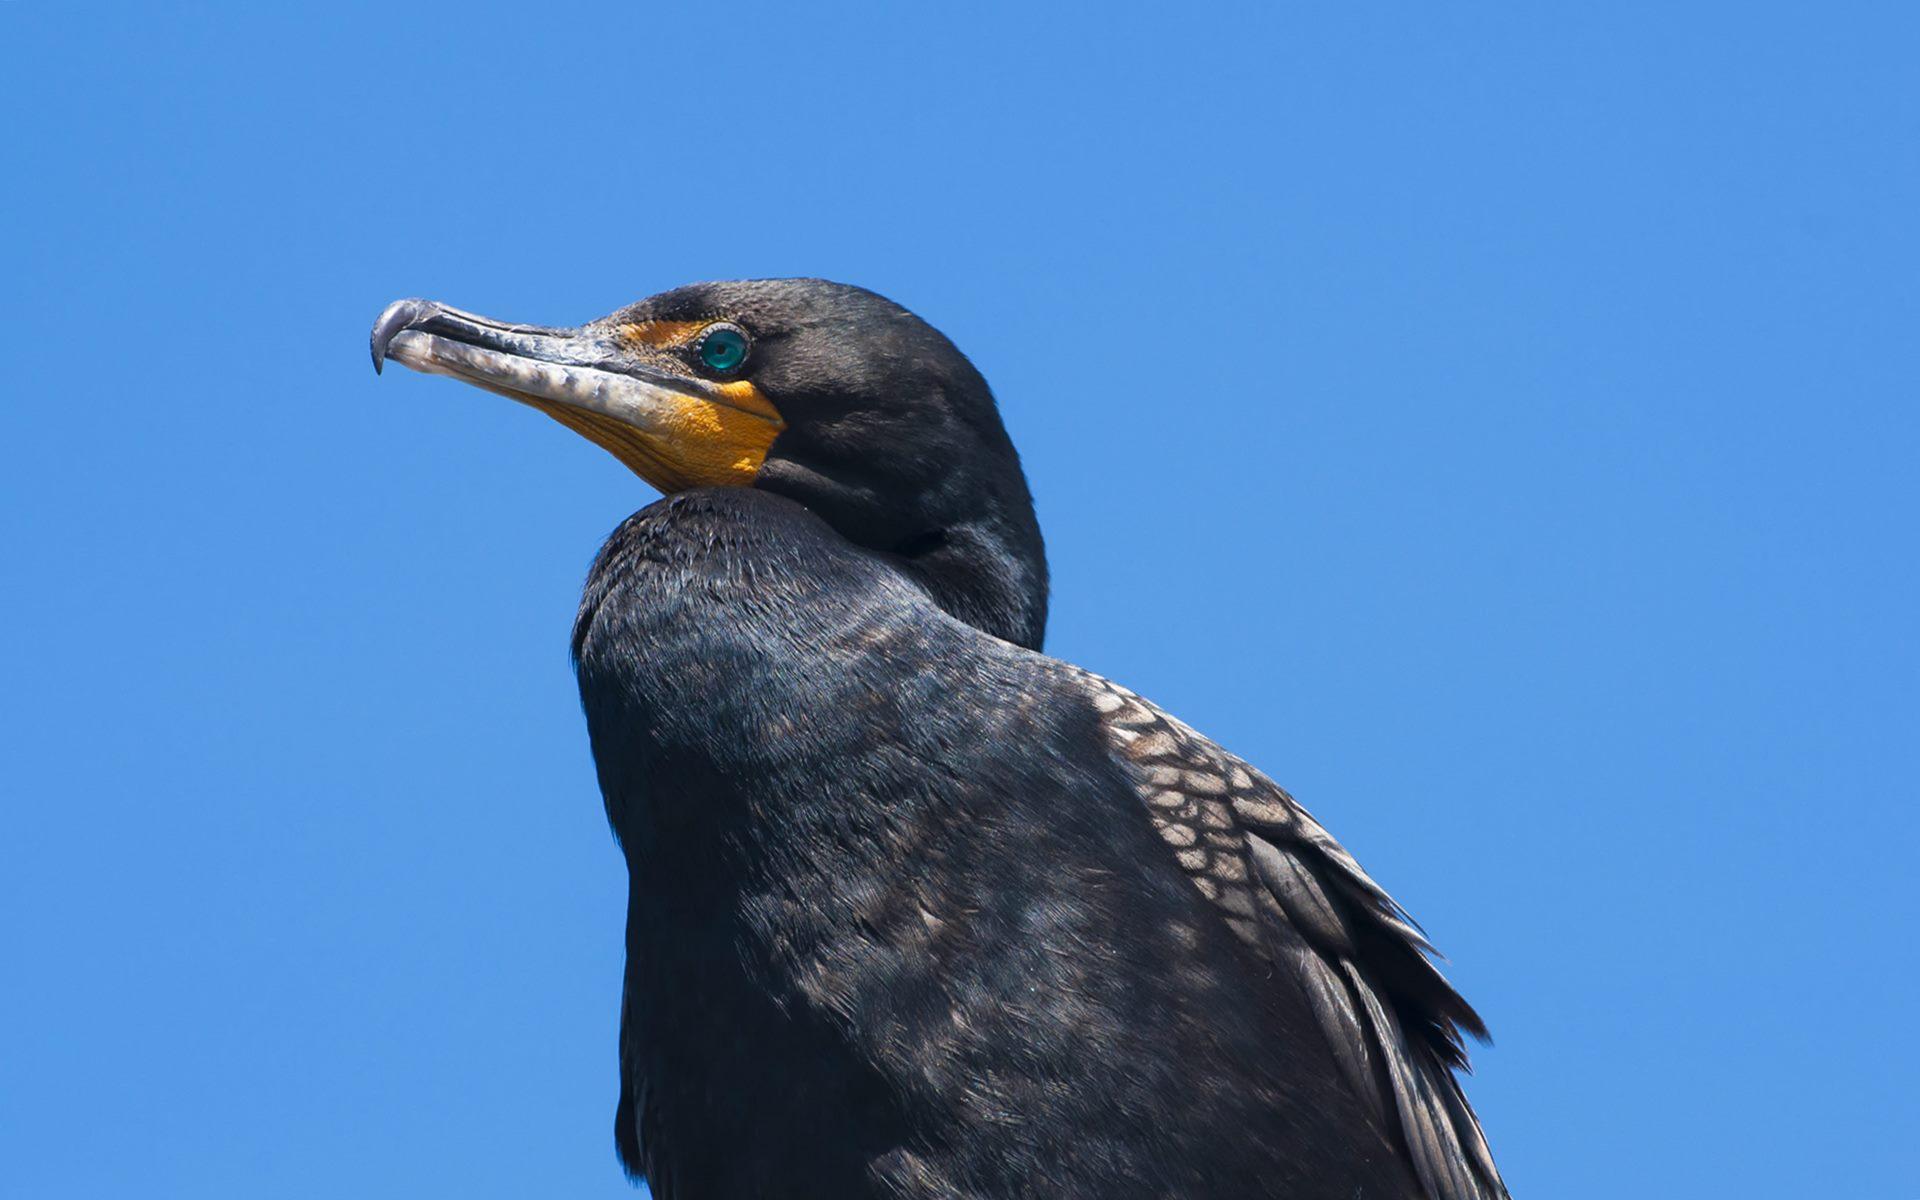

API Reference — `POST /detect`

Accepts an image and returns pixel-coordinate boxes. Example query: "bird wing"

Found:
[1069,668,1508,1200]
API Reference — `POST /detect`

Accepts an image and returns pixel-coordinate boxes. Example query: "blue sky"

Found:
[3,5,1915,1197]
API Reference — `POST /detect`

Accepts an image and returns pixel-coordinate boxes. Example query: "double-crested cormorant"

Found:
[370,280,1507,1200]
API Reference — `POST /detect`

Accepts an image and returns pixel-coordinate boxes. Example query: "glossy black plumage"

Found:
[576,489,1424,1198]
[371,278,1505,1199]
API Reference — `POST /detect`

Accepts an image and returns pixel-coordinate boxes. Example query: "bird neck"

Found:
[894,510,1049,651]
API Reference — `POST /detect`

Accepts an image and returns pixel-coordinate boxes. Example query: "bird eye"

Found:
[696,324,750,373]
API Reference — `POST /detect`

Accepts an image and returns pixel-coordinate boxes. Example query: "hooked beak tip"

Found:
[370,298,437,375]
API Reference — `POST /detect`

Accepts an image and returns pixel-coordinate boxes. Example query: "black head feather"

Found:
[606,279,1049,649]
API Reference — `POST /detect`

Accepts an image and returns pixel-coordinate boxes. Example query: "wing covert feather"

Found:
[1073,669,1508,1200]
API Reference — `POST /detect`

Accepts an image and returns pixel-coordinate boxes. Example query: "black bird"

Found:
[370,280,1507,1200]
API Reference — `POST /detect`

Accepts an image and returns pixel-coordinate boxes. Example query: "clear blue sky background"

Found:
[3,5,1914,1197]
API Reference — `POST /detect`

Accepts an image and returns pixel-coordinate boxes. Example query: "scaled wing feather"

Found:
[1070,669,1508,1200]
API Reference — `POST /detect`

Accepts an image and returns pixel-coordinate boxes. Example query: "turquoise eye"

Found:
[697,324,749,373]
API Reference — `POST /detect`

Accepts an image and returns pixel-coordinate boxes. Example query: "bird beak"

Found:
[370,298,784,492]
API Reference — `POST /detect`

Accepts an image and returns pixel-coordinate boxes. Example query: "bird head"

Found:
[371,279,1048,649]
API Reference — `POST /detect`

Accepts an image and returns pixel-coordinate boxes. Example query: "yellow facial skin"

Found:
[529,320,787,490]
[529,382,784,493]
[616,320,711,349]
